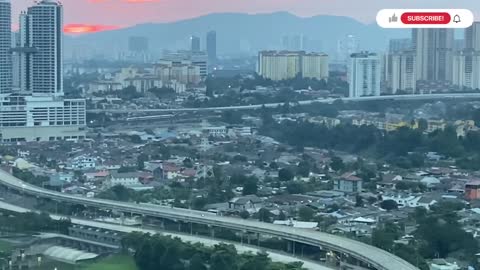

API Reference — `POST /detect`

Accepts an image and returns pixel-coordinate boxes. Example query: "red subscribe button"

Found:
[401,12,451,24]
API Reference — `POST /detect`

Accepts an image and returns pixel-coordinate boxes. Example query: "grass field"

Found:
[82,255,138,270]
[0,240,13,252]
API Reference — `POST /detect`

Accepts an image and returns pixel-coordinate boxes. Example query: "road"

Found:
[0,201,332,270]
[88,93,480,114]
[0,169,418,270]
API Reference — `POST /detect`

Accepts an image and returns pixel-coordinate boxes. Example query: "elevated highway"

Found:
[88,93,480,114]
[0,169,418,270]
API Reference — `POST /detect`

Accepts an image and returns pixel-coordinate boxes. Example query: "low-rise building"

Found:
[104,172,141,188]
[334,172,363,193]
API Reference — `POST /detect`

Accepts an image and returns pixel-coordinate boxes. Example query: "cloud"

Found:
[63,24,121,34]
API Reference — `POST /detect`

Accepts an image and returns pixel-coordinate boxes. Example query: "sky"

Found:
[11,0,480,34]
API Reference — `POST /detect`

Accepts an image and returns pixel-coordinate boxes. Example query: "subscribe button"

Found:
[377,9,474,28]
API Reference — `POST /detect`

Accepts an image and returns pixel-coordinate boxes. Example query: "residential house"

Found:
[334,172,363,193]
[228,195,263,213]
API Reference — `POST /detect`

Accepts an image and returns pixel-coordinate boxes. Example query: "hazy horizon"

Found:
[10,0,480,33]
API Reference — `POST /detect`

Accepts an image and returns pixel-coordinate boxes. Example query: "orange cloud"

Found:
[64,24,121,34]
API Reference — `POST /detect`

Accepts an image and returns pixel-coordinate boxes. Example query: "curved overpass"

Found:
[0,169,418,270]
[88,93,480,114]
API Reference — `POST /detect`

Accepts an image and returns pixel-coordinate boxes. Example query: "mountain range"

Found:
[64,12,410,59]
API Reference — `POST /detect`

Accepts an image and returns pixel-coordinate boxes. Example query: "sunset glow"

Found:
[63,24,121,34]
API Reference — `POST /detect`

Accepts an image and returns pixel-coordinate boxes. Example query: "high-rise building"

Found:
[26,0,64,95]
[301,53,329,80]
[389,51,416,94]
[348,52,381,98]
[0,0,12,94]
[128,36,149,53]
[451,22,480,90]
[191,36,200,52]
[452,51,480,90]
[465,22,480,51]
[412,28,454,82]
[258,51,329,81]
[389,38,411,53]
[206,31,217,64]
[282,35,308,51]
[0,0,86,142]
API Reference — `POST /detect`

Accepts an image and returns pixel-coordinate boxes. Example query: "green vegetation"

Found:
[0,211,70,234]
[122,233,306,270]
[0,240,12,252]
[261,118,480,169]
[83,255,138,270]
[371,202,478,270]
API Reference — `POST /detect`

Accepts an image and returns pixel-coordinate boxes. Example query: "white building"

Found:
[349,52,381,97]
[258,51,329,81]
[301,53,329,80]
[105,172,141,189]
[0,0,11,95]
[0,94,86,142]
[389,51,416,94]
[155,60,201,84]
[453,51,480,90]
[162,51,208,78]
[0,0,86,142]
[26,0,64,95]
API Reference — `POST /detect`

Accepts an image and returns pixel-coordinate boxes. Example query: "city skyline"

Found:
[9,0,480,34]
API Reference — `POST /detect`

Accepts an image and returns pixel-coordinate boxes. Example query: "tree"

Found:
[137,154,148,170]
[355,195,364,207]
[330,156,344,172]
[278,168,294,182]
[286,182,306,194]
[242,177,258,195]
[210,244,239,270]
[298,206,315,221]
[258,208,271,222]
[239,210,250,219]
[296,161,311,177]
[190,254,207,270]
[380,200,398,211]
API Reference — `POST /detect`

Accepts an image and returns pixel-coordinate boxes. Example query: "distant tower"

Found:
[0,0,12,94]
[206,31,217,64]
[412,28,454,82]
[27,0,64,95]
[191,35,200,52]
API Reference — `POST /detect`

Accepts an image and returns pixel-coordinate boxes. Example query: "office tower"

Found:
[0,0,12,94]
[257,51,329,81]
[389,51,416,94]
[465,22,480,51]
[25,0,63,95]
[191,36,200,52]
[412,28,454,82]
[128,36,149,52]
[206,31,217,64]
[389,38,411,53]
[349,52,381,98]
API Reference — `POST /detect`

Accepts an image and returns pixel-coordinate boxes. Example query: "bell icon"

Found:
[453,15,461,23]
